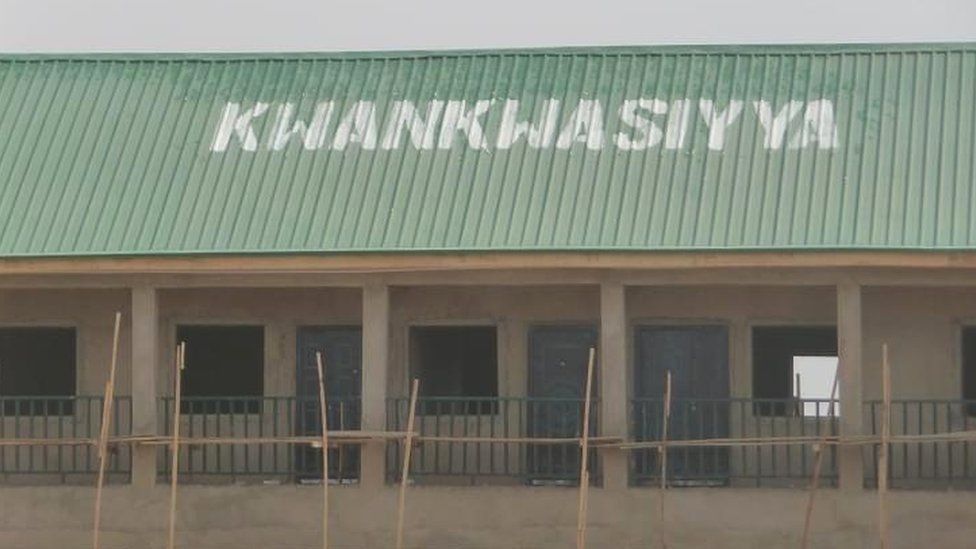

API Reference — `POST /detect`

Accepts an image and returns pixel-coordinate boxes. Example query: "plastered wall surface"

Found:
[0,486,974,548]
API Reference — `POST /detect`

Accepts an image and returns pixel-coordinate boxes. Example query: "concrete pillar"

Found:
[361,284,389,489]
[837,282,864,491]
[130,286,158,490]
[600,283,629,490]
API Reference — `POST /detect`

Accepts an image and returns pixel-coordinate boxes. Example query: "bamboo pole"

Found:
[800,364,841,549]
[315,352,330,549]
[167,342,186,549]
[575,347,596,549]
[878,343,891,549]
[658,370,672,549]
[92,311,122,549]
[395,379,420,549]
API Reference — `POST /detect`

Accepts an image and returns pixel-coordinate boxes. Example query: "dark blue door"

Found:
[296,327,362,482]
[634,325,730,485]
[527,326,598,483]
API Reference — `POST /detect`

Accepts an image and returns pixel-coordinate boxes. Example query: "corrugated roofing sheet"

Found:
[0,44,974,257]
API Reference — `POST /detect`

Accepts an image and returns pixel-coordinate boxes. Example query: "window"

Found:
[410,326,498,414]
[752,326,837,416]
[962,327,976,415]
[792,356,840,417]
[0,327,76,415]
[176,325,264,414]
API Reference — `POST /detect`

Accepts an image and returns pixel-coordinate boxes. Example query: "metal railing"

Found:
[630,397,839,487]
[864,399,976,489]
[0,396,131,483]
[158,396,361,484]
[386,397,600,486]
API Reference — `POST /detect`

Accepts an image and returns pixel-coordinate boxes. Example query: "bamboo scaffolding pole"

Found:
[879,343,891,549]
[1,428,951,451]
[414,435,622,444]
[0,427,960,450]
[601,430,976,449]
[395,379,420,549]
[658,370,671,549]
[129,432,410,446]
[315,351,329,549]
[167,342,186,549]
[92,311,122,549]
[800,364,841,549]
[575,347,596,549]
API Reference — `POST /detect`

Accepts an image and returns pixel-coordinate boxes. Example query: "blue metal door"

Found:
[296,327,362,483]
[634,325,730,485]
[527,326,598,484]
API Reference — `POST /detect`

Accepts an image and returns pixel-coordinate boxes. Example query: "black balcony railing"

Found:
[158,396,361,483]
[864,399,976,489]
[0,395,131,483]
[631,397,839,487]
[386,397,600,486]
[6,394,976,491]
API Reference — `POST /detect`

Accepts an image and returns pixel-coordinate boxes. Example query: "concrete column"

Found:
[600,283,629,490]
[361,284,389,489]
[130,286,158,490]
[837,282,864,491]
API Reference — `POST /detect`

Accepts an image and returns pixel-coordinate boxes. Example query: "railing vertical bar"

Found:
[711,401,719,480]
[931,402,938,481]
[58,399,65,476]
[477,399,484,477]
[18,399,24,474]
[965,404,972,481]
[270,397,278,475]
[899,403,906,482]
[41,399,49,474]
[0,399,6,476]
[786,400,794,480]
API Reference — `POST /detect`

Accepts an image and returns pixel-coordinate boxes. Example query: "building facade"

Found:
[1,44,975,547]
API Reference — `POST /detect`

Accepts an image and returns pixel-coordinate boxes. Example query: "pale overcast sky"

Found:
[0,0,973,53]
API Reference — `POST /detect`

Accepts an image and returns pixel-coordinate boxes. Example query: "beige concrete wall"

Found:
[862,286,976,401]
[0,485,974,548]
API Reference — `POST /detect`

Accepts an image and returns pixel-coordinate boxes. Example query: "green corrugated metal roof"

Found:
[0,44,974,258]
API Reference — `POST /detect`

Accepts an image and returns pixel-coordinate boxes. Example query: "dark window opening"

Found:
[176,325,264,414]
[962,327,976,416]
[410,326,498,414]
[752,326,837,416]
[0,327,76,415]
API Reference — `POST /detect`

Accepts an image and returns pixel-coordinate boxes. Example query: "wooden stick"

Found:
[800,363,841,549]
[395,379,420,549]
[92,311,122,549]
[658,370,672,549]
[878,343,891,549]
[315,352,330,549]
[14,427,976,450]
[167,342,186,549]
[575,347,596,549]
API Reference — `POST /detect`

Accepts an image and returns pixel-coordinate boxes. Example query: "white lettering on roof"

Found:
[210,98,840,153]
